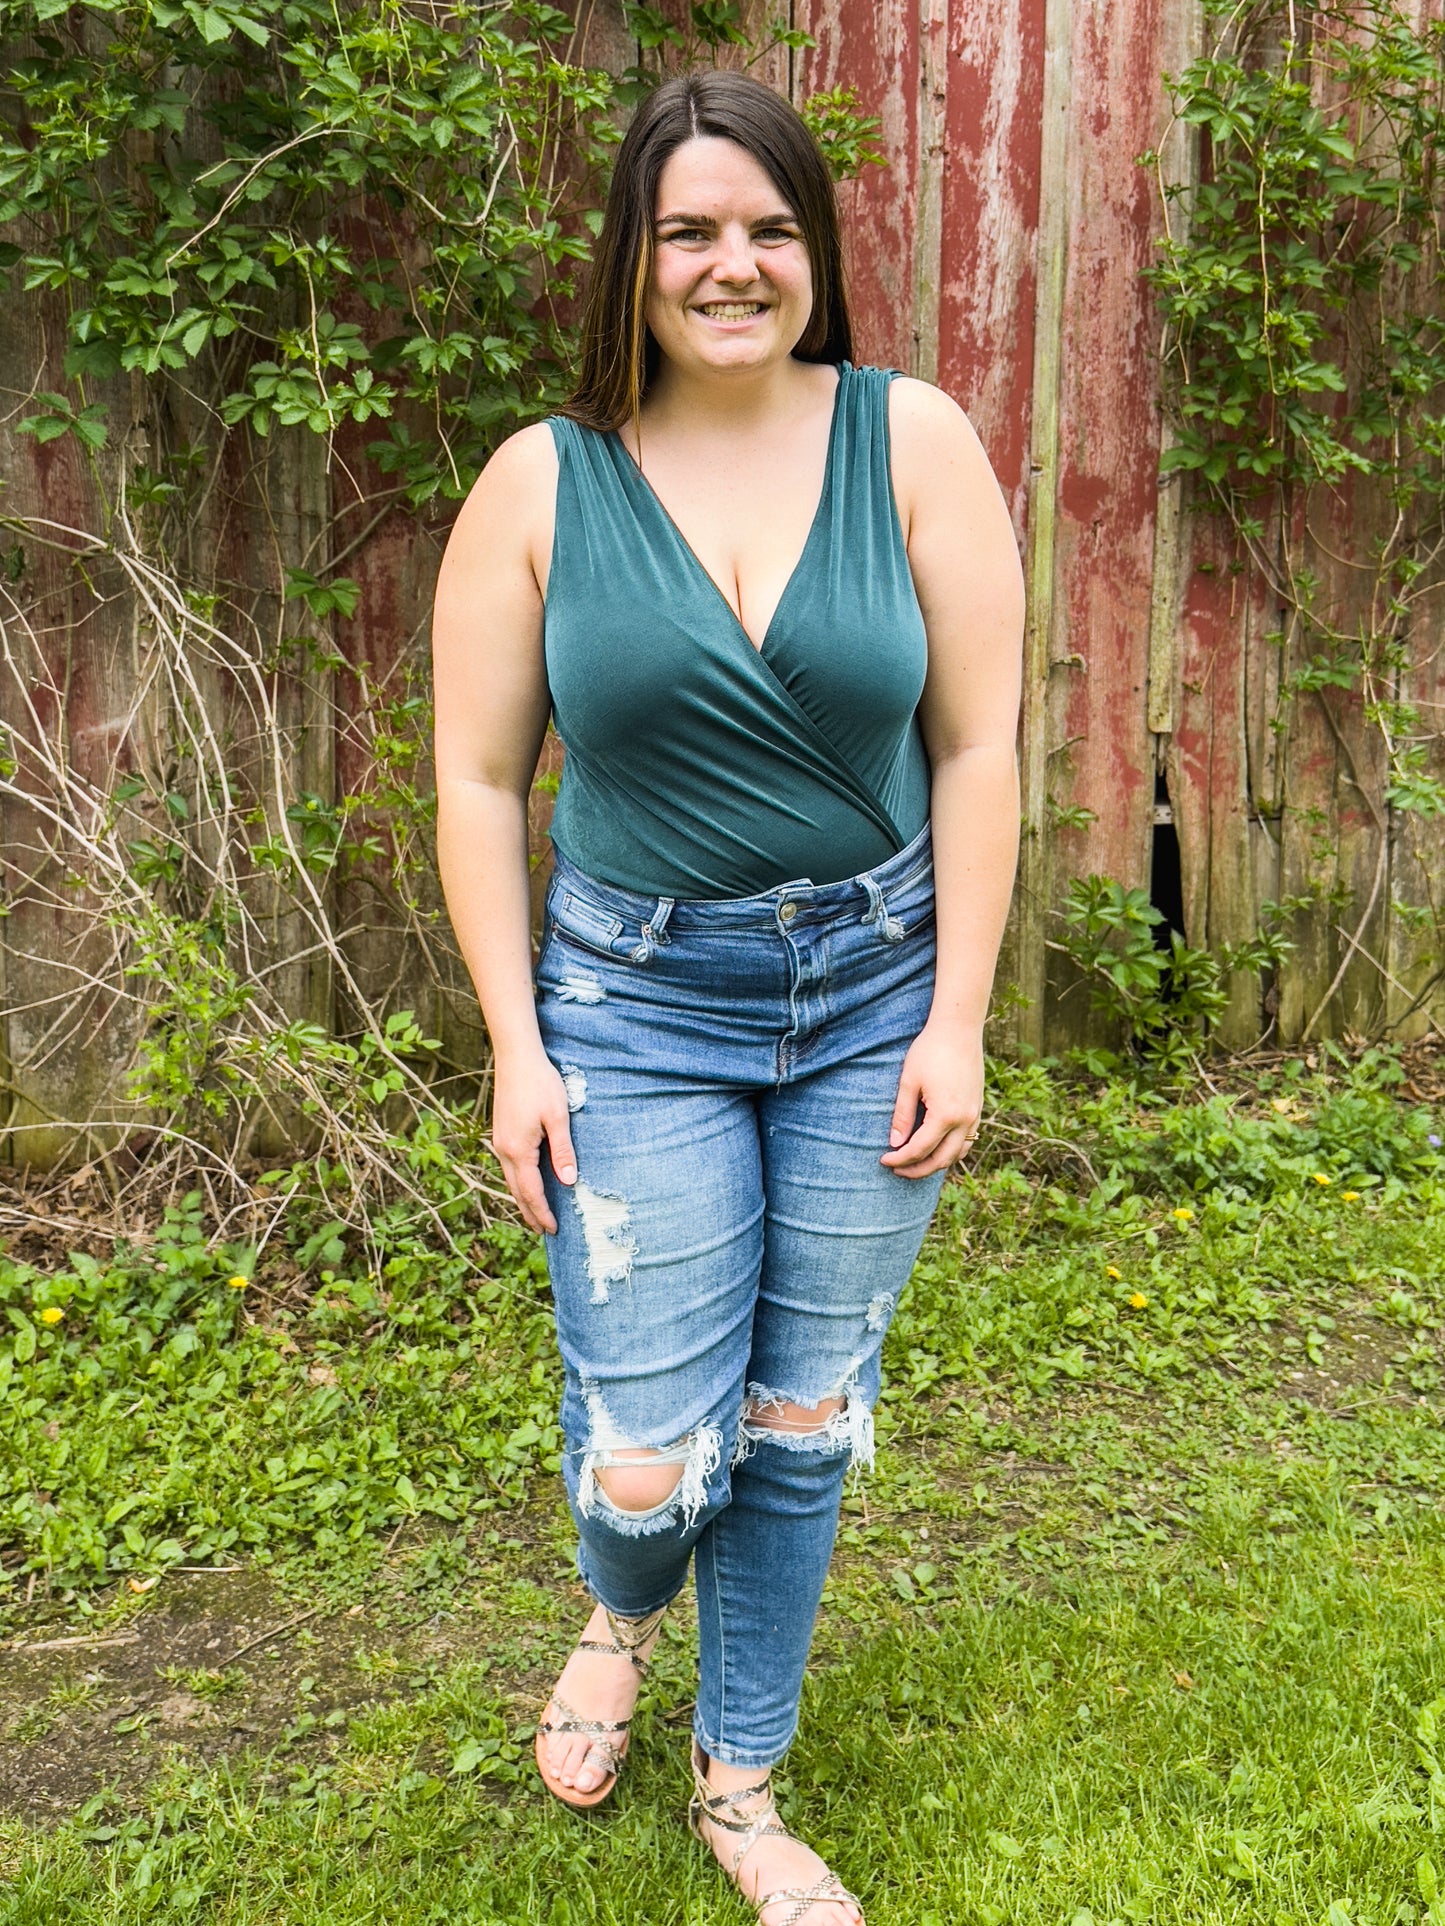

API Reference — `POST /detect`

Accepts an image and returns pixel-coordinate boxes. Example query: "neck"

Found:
[643,354,825,435]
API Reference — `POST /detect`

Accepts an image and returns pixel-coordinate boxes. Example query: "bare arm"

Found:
[431,423,576,1231]
[880,378,1025,1176]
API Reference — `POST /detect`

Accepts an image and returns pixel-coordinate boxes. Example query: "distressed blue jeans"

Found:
[535,823,944,1768]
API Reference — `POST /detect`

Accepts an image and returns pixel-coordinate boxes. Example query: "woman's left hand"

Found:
[881,1018,984,1177]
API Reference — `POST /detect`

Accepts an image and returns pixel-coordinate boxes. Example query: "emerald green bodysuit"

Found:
[543,362,931,898]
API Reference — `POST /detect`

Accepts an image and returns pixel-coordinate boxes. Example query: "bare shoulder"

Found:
[440,420,558,599]
[885,377,1011,566]
[451,420,557,533]
[886,375,991,475]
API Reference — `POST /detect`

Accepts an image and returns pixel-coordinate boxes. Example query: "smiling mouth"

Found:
[695,301,768,320]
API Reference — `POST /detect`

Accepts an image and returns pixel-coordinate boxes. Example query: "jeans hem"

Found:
[692,1717,795,1772]
[575,1553,688,1624]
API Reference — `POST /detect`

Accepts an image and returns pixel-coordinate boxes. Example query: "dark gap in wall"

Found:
[1150,769,1186,948]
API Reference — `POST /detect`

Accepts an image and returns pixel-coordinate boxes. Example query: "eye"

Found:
[755,225,799,243]
[658,225,711,245]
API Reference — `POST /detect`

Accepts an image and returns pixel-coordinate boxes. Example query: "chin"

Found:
[686,330,786,370]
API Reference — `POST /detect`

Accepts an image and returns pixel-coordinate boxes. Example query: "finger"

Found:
[543,1108,578,1187]
[888,1067,923,1149]
[881,1103,951,1167]
[889,1123,978,1178]
[502,1148,558,1236]
[882,1107,976,1170]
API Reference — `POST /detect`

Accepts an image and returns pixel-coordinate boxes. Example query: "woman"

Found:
[432,68,1023,1926]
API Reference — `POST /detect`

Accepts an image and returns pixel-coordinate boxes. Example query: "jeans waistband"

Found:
[547,820,933,936]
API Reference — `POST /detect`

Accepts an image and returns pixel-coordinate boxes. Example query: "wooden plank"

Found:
[1384,0,1445,1038]
[0,291,142,1165]
[1292,481,1391,1045]
[1035,0,1168,1051]
[936,0,1044,522]
[1144,2,1204,747]
[931,0,1045,1044]
[910,0,948,386]
[795,0,920,373]
[570,0,634,73]
[1013,0,1072,1057]
[1168,515,1266,1047]
[327,419,447,1051]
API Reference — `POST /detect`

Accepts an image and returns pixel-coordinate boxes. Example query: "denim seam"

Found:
[705,1512,729,1761]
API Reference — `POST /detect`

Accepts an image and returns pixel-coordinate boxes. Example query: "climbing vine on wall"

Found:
[0,0,879,1236]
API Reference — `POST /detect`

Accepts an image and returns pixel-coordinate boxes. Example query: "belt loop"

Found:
[860,874,905,944]
[632,895,675,962]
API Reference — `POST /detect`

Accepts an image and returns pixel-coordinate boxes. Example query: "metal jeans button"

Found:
[779,902,797,924]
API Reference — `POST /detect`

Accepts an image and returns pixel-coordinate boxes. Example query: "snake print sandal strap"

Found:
[535,1693,628,1770]
[688,1742,863,1923]
[576,1602,668,1675]
[759,1877,864,1926]
[686,1743,789,1878]
[534,1605,667,1812]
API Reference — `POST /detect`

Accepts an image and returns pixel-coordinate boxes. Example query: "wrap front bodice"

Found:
[542,362,931,899]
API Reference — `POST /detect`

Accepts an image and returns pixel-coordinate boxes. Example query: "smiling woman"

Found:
[431,67,1025,1926]
[567,78,851,436]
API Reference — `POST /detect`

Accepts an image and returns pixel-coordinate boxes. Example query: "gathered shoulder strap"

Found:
[546,411,580,463]
[826,362,908,567]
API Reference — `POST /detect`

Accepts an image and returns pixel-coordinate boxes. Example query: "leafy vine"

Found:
[0,0,880,1246]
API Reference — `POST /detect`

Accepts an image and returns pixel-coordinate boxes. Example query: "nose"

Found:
[711,223,759,286]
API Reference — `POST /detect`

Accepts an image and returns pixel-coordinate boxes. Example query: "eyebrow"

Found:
[654,210,799,228]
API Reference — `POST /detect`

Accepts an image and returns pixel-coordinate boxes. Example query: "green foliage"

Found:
[616,4,882,179]
[0,0,891,1201]
[1,0,615,503]
[1152,5,1445,504]
[1054,874,1292,1064]
[1,0,883,485]
[0,1189,560,1588]
[2,1053,1444,1921]
[888,1048,1444,1401]
[799,85,884,180]
[2,1051,1438,1596]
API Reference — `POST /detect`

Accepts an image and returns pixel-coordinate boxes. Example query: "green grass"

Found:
[2,1048,1444,1922]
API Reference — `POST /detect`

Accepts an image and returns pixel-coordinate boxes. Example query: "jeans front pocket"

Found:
[547,888,630,962]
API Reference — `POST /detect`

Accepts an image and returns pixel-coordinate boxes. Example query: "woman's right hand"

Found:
[490,1050,578,1235]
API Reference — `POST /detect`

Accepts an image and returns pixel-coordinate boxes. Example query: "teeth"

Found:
[699,303,764,319]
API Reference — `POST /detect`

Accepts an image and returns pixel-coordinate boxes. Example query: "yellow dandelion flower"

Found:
[227,1275,249,1291]
[1311,1173,1331,1186]
[1105,1265,1122,1280]
[1341,1190,1361,1202]
[1170,1207,1194,1222]
[37,1306,64,1325]
[1128,1292,1149,1310]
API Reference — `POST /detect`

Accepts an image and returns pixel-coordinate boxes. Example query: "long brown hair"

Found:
[564,70,854,434]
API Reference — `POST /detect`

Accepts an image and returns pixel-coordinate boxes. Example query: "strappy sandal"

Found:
[533,1602,667,1811]
[688,1739,864,1925]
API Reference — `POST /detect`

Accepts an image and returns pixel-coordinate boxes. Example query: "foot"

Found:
[539,1602,664,1796]
[693,1751,863,1926]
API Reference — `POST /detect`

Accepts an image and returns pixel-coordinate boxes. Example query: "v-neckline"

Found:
[608,365,846,657]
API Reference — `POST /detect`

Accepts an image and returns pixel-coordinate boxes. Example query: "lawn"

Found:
[1,1048,1443,1924]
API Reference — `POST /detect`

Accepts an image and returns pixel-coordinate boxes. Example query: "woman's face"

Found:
[645,136,814,378]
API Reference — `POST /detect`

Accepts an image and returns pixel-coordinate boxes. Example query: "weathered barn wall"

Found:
[799,0,1444,1056]
[2,0,1443,1161]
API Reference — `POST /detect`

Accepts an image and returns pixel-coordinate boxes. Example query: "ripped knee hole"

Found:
[743,1394,846,1436]
[578,1413,723,1531]
[592,1452,687,1514]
